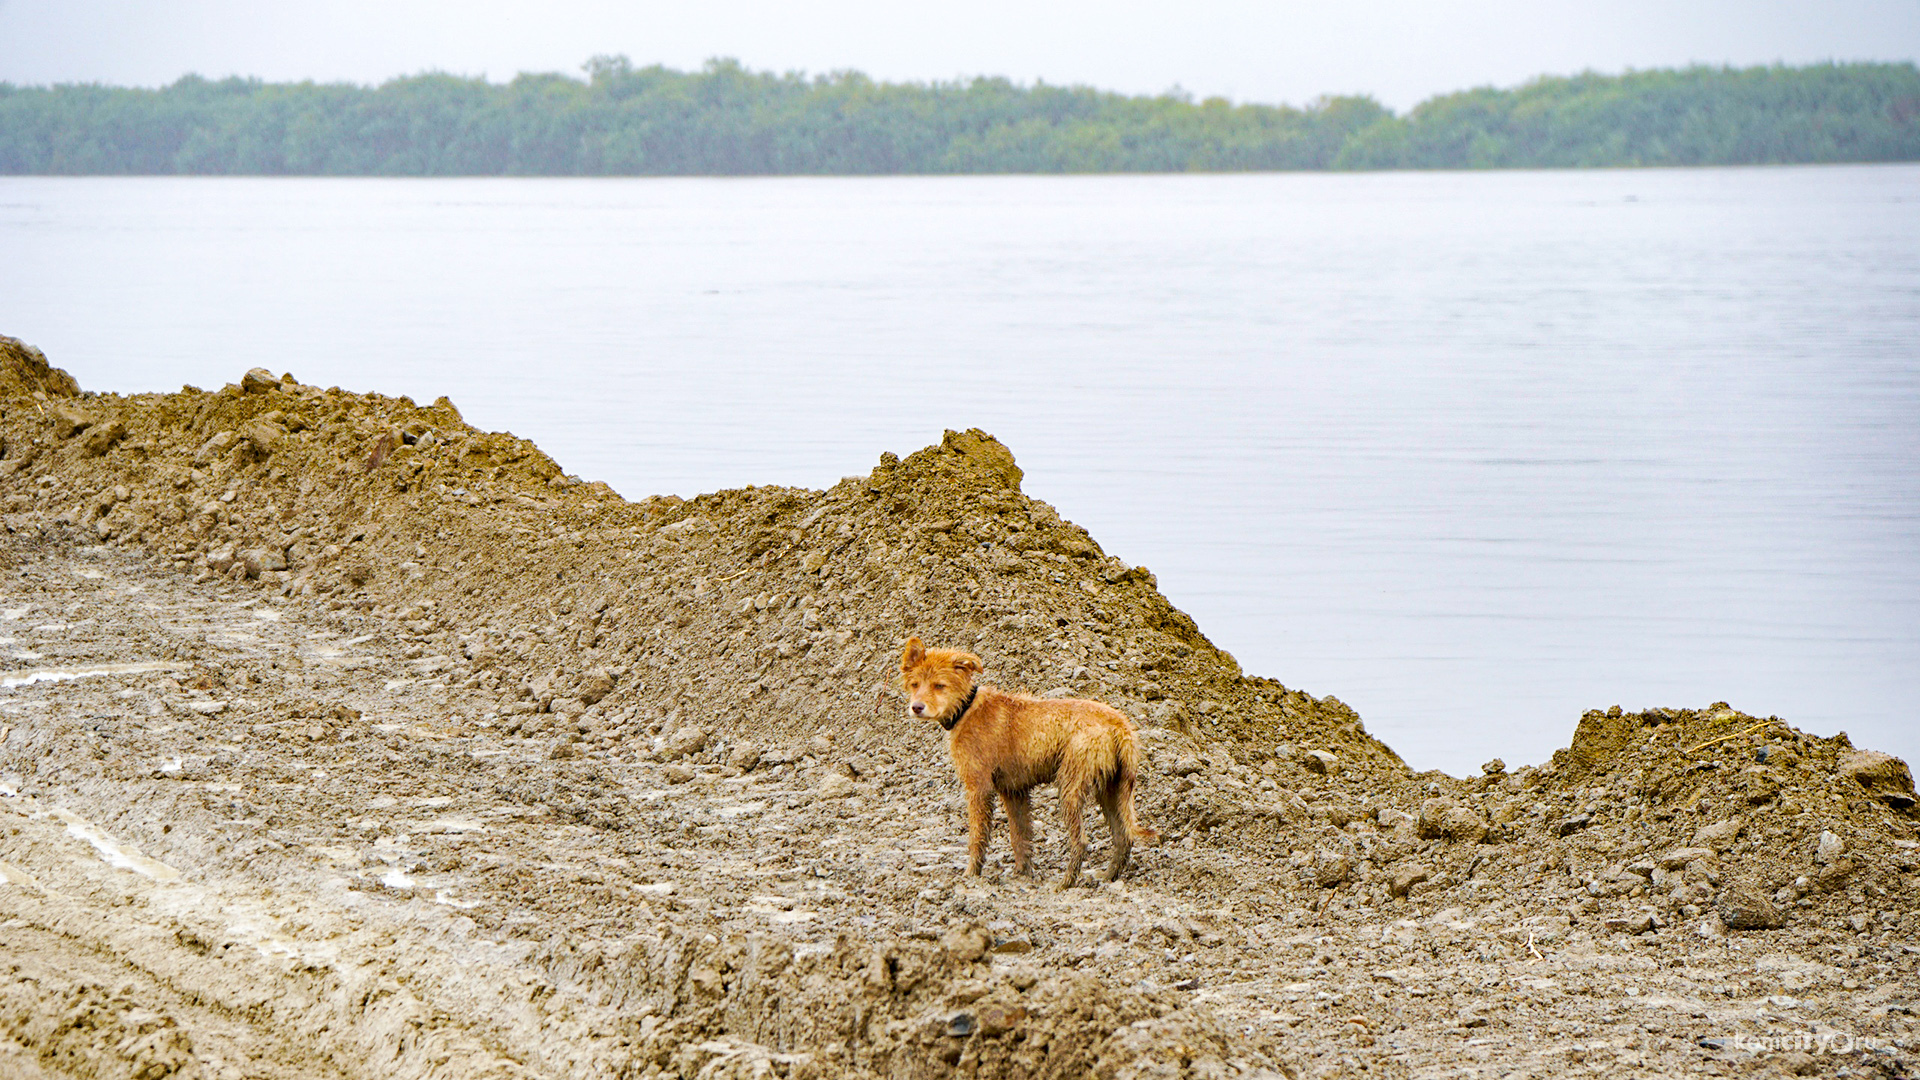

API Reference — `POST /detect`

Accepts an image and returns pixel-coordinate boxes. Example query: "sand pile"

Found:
[2,335,1915,1079]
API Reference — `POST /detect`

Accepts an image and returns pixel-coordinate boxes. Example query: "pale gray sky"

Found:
[0,0,1915,110]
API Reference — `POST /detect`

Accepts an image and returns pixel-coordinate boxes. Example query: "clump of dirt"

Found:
[3,337,1916,1080]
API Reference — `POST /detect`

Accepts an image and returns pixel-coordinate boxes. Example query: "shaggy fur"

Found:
[901,636,1158,887]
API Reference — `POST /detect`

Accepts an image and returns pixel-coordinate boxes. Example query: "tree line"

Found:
[2,58,1915,175]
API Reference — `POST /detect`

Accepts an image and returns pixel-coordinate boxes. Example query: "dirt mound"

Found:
[0,335,81,399]
[0,359,1405,775]
[3,347,1916,1079]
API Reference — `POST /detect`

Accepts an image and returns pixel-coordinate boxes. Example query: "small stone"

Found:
[577,669,615,705]
[1555,813,1592,837]
[1838,750,1916,809]
[662,765,695,784]
[1458,1014,1489,1029]
[239,418,286,453]
[1659,847,1714,871]
[207,543,238,574]
[1815,830,1845,864]
[944,1013,976,1038]
[808,733,833,757]
[1377,807,1415,830]
[988,937,1032,954]
[80,420,127,457]
[1171,977,1201,991]
[1481,758,1506,777]
[240,367,278,393]
[1416,798,1454,839]
[1848,913,1872,933]
[727,744,762,772]
[1388,865,1430,898]
[974,1004,1028,1035]
[940,926,990,963]
[1716,885,1783,930]
[1274,790,1311,826]
[48,400,95,438]
[1171,756,1203,777]
[1313,851,1354,888]
[1691,817,1744,850]
[1603,910,1657,934]
[658,726,709,761]
[818,772,857,799]
[239,548,287,576]
[1304,750,1339,776]
[1441,806,1488,843]
[194,430,236,464]
[548,741,579,760]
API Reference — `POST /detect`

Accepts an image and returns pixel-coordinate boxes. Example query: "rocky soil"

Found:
[1,334,1916,1079]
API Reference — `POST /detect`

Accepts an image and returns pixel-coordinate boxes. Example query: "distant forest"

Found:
[2,58,1916,175]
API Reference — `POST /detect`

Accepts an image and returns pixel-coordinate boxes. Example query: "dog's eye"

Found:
[933,683,946,691]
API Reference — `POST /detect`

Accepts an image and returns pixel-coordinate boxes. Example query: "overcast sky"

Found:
[1,0,1915,110]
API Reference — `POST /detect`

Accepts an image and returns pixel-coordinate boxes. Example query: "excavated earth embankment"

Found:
[1,334,1916,1080]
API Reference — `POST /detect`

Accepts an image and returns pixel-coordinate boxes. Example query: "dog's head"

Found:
[900,636,982,725]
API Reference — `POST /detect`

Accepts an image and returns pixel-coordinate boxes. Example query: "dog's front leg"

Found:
[965,784,996,877]
[1001,788,1033,877]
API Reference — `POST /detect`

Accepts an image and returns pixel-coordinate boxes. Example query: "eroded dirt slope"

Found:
[2,336,1916,1079]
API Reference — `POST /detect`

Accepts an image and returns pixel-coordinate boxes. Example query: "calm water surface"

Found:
[2,168,1915,775]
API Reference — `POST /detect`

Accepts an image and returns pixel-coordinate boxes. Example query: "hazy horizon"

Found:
[1,0,1915,112]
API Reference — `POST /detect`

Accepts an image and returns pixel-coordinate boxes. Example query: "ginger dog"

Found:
[901,636,1158,887]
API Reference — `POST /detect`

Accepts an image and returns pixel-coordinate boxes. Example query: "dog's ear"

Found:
[953,653,983,677]
[901,636,926,670]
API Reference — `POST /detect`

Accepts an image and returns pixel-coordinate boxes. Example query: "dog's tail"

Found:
[1113,730,1160,846]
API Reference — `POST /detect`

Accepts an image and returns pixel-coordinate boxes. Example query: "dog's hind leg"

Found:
[1056,762,1091,889]
[1000,787,1034,877]
[1113,736,1159,848]
[965,784,996,877]
[1099,776,1132,881]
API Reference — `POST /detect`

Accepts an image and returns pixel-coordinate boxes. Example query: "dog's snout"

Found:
[911,702,926,716]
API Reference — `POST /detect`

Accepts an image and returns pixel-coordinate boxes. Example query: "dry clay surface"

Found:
[1,335,1917,1079]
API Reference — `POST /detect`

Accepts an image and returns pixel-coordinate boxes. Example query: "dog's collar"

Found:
[941,684,981,732]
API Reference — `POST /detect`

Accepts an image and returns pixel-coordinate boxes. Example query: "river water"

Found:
[3,167,1915,776]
